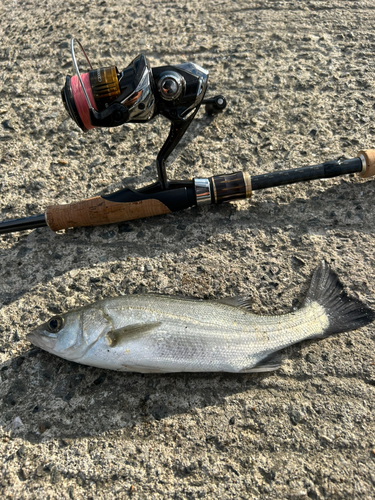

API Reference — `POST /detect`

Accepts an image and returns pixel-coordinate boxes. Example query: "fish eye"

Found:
[46,316,64,333]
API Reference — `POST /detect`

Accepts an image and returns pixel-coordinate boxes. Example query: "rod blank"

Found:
[251,157,363,191]
[0,213,46,235]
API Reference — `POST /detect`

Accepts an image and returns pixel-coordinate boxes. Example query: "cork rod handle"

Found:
[45,196,171,232]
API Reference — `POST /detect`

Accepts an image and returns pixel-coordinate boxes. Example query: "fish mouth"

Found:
[27,331,56,350]
[27,332,44,348]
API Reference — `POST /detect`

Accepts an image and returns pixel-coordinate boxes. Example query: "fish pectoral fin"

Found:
[107,322,162,347]
[240,352,282,373]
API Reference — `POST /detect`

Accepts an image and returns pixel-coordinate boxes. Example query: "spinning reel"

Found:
[61,39,227,190]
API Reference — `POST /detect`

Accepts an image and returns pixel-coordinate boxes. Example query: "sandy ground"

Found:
[1,0,375,498]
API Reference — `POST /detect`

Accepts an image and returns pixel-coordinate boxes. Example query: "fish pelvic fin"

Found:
[303,261,375,337]
[107,322,162,347]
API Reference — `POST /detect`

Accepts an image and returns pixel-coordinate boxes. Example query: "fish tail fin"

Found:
[303,261,375,338]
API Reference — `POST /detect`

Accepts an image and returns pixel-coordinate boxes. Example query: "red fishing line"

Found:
[70,72,96,130]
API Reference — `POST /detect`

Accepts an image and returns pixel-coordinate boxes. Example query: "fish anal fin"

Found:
[240,352,282,373]
[107,321,162,347]
[218,297,253,310]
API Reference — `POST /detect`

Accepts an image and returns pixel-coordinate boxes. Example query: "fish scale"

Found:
[28,262,375,373]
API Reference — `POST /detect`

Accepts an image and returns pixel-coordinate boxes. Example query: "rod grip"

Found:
[45,196,171,231]
[359,149,375,178]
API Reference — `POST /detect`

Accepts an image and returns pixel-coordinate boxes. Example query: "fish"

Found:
[28,262,374,373]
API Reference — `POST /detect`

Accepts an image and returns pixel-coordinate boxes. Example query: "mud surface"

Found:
[1,0,375,498]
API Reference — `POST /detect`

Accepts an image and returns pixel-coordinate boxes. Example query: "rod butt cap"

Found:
[359,149,375,178]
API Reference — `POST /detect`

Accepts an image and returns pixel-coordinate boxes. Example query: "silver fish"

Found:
[28,262,374,373]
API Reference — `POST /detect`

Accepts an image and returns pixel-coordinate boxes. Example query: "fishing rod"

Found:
[0,39,374,235]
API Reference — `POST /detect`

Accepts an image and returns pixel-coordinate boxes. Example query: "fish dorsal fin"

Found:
[137,293,254,311]
[240,352,282,373]
[218,297,253,310]
[107,322,162,347]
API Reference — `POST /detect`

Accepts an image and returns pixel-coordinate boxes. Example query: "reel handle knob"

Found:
[203,95,227,114]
